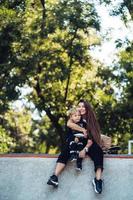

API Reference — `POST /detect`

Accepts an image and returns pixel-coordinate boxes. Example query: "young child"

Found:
[66,107,88,171]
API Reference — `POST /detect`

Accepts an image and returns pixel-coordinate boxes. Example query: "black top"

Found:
[66,118,94,142]
[66,119,87,142]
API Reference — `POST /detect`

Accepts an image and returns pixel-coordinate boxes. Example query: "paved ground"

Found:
[0,154,133,200]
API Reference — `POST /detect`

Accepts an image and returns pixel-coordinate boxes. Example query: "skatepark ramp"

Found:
[0,154,133,200]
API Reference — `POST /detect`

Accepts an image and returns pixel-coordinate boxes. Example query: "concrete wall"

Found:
[0,154,133,200]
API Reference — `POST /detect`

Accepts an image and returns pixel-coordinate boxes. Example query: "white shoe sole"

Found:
[47,180,58,187]
[75,167,82,171]
[70,159,77,162]
[92,179,99,194]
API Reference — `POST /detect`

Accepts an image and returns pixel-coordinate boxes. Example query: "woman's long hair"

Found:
[79,99,101,145]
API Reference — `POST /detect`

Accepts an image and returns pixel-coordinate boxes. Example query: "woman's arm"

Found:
[67,119,85,132]
[79,140,93,158]
[67,119,87,135]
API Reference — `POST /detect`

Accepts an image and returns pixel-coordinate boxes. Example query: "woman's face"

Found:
[77,102,86,116]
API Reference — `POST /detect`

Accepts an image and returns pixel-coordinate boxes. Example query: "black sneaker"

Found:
[69,152,77,162]
[47,175,58,187]
[76,161,82,171]
[92,178,103,194]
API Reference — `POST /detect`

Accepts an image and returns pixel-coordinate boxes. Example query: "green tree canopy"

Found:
[0,0,132,153]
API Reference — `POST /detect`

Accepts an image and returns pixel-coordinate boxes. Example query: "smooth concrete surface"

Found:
[0,155,133,200]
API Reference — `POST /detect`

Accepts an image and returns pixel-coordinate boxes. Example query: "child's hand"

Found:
[74,137,79,143]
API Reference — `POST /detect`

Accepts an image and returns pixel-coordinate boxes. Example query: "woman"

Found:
[47,99,103,194]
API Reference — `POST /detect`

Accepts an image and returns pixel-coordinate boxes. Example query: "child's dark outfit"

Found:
[66,119,87,170]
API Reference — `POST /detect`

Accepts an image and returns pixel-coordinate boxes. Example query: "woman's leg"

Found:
[95,168,102,180]
[47,143,70,187]
[54,162,66,176]
[88,142,103,175]
[87,142,103,193]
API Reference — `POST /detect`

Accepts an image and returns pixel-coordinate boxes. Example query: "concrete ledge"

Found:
[0,154,133,200]
[1,153,133,158]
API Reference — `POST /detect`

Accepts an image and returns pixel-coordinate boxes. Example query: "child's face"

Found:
[70,111,81,123]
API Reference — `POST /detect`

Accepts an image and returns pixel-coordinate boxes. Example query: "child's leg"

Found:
[77,141,84,152]
[76,138,84,170]
[69,140,77,152]
[69,138,78,161]
[76,156,83,170]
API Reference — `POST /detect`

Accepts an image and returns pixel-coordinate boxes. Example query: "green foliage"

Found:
[3,108,34,152]
[0,6,23,113]
[0,0,132,153]
[31,115,60,153]
[99,0,133,151]
[9,0,103,149]
[0,0,26,11]
[0,125,15,153]
[100,0,133,22]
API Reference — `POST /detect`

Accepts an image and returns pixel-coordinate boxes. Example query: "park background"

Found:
[0,0,132,154]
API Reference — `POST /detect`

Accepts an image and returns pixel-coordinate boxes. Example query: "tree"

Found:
[0,125,15,153]
[99,0,133,152]
[0,1,25,116]
[8,0,104,149]
[99,0,133,21]
[4,108,33,152]
[1,0,128,153]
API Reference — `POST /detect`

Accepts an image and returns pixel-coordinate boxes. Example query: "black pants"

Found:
[69,137,87,153]
[57,142,103,171]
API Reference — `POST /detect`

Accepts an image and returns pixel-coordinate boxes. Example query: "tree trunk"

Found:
[64,28,78,102]
[34,74,66,150]
[40,0,47,38]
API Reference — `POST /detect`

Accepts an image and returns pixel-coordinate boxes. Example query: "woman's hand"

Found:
[82,129,87,138]
[86,139,93,147]
[79,149,86,158]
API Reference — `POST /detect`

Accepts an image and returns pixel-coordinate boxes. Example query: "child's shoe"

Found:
[76,161,82,171]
